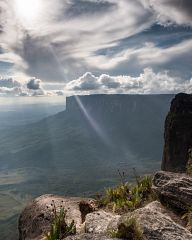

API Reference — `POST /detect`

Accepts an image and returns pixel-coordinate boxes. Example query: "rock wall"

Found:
[162,93,192,172]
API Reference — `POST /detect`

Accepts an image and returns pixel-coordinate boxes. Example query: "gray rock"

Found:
[144,201,185,227]
[153,171,192,210]
[85,210,120,234]
[65,233,121,240]
[18,194,97,240]
[117,202,192,240]
[136,206,192,239]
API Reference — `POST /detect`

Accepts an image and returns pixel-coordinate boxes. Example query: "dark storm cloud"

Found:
[161,0,192,20]
[13,34,67,82]
[173,0,191,12]
[27,78,41,90]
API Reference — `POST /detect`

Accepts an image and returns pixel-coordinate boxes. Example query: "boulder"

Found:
[144,201,185,227]
[85,210,120,234]
[135,204,192,240]
[162,93,192,172]
[40,234,121,240]
[116,201,192,240]
[18,194,97,240]
[153,171,192,210]
[65,233,121,240]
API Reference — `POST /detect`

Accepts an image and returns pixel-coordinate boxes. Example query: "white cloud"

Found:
[0,77,21,88]
[67,72,100,91]
[0,0,154,81]
[1,68,192,97]
[82,38,192,83]
[0,0,191,83]
[0,86,23,96]
[0,76,64,96]
[66,68,192,94]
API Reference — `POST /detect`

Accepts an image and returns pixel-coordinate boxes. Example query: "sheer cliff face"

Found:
[162,93,192,172]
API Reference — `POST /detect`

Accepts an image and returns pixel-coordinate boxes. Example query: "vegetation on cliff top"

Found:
[100,171,154,213]
[182,206,192,233]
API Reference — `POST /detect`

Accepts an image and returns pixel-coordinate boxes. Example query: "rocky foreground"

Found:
[19,171,192,240]
[18,93,192,240]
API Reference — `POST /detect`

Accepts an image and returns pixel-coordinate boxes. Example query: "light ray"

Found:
[75,96,111,146]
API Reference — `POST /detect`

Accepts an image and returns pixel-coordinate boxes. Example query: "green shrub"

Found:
[45,200,76,240]
[132,175,152,198]
[102,173,153,212]
[111,216,143,239]
[182,207,192,233]
[186,149,192,176]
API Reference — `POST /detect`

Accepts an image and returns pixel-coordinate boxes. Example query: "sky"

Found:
[0,0,192,97]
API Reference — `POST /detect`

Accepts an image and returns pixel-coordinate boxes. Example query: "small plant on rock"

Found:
[186,149,192,176]
[104,183,131,212]
[182,207,192,233]
[111,215,143,239]
[45,200,76,240]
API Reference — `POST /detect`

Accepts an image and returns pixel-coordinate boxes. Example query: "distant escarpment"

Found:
[162,93,192,172]
[1,94,173,172]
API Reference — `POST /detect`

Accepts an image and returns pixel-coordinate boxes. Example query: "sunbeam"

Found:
[75,96,111,146]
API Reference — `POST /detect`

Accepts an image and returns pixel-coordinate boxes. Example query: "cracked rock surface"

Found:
[153,171,192,210]
[18,194,97,240]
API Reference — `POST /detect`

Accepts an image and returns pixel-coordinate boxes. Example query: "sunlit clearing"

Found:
[14,0,43,26]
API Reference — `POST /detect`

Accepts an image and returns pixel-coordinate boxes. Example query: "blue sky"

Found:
[0,0,192,96]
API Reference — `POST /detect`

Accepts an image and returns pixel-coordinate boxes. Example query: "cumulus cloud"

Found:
[68,72,100,91]
[66,68,192,94]
[27,78,41,90]
[1,68,192,97]
[0,86,23,96]
[0,76,65,96]
[0,77,21,88]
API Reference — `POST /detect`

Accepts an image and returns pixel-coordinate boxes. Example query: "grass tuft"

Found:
[111,216,143,239]
[101,173,154,212]
[45,200,76,240]
[182,207,192,233]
